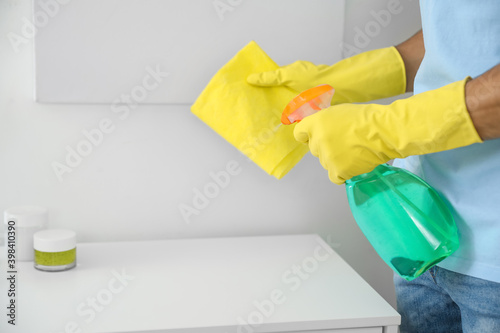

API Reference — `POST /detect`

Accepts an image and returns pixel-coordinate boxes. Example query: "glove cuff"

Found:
[330,46,407,104]
[386,78,483,158]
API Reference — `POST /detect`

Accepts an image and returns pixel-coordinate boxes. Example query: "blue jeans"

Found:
[394,266,500,333]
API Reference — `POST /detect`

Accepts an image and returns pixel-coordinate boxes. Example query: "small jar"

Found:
[4,206,49,261]
[33,229,76,272]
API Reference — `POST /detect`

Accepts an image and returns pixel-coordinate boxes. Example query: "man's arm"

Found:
[395,30,425,93]
[466,64,500,140]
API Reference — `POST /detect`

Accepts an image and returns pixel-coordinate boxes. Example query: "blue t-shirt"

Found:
[393,0,500,283]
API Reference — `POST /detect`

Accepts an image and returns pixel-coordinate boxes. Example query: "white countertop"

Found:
[0,234,399,332]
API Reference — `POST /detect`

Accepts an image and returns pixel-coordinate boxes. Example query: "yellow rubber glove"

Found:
[247,47,406,105]
[294,78,483,185]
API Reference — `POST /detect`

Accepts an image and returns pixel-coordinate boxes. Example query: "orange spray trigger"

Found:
[281,84,335,125]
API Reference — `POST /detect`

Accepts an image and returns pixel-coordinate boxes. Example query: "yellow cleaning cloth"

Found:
[191,41,308,179]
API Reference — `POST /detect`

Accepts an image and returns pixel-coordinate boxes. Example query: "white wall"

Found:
[0,0,421,307]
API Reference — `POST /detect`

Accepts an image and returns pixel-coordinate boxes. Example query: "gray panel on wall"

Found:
[34,0,345,104]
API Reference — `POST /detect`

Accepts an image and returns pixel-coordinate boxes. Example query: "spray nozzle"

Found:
[281,84,335,125]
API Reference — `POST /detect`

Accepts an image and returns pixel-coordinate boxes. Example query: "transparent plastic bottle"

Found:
[345,164,458,280]
[283,84,459,280]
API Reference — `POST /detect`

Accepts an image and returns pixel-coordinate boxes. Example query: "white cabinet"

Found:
[0,234,399,332]
[285,328,383,333]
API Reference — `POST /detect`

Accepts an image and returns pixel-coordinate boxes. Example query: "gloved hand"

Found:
[247,47,406,105]
[294,78,483,184]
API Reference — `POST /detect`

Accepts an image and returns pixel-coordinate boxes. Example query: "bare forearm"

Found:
[395,30,425,93]
[466,64,500,140]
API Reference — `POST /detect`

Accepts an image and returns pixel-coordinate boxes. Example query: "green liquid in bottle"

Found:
[345,164,459,281]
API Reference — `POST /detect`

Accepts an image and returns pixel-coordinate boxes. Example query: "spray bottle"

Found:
[282,84,459,280]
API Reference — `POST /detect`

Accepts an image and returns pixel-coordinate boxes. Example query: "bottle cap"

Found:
[4,206,49,228]
[34,229,76,253]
